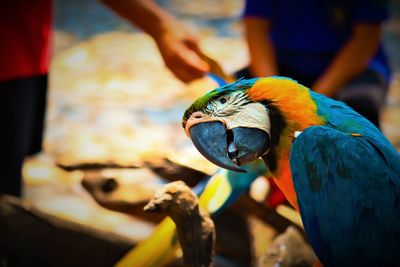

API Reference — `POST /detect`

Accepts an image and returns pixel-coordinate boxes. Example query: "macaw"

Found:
[116,160,267,267]
[182,76,400,267]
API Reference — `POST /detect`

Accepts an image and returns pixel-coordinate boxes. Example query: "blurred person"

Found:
[239,0,391,128]
[0,1,52,198]
[0,0,208,197]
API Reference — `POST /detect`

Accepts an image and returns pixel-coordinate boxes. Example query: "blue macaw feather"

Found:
[206,73,228,87]
[290,94,400,267]
[213,159,268,215]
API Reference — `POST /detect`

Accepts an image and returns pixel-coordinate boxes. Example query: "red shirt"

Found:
[0,0,52,81]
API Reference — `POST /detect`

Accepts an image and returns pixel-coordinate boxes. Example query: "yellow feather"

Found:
[115,218,178,267]
[198,170,232,213]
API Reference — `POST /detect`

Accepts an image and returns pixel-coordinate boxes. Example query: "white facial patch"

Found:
[225,102,270,134]
[186,92,271,137]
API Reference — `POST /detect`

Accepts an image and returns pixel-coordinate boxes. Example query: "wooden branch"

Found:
[59,156,208,187]
[144,157,208,187]
[144,181,215,267]
[81,174,165,223]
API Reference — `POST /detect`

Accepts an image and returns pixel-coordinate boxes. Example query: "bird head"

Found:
[182,77,322,173]
[183,78,272,172]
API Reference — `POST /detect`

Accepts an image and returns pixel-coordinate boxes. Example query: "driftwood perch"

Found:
[257,226,317,267]
[144,181,215,267]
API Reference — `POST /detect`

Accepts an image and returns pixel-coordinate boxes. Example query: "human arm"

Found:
[312,23,382,97]
[244,17,278,77]
[100,0,209,83]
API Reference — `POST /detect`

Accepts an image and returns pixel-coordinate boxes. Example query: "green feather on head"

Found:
[182,78,259,128]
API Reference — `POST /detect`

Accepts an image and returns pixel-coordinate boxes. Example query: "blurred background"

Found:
[1,0,399,266]
[26,0,246,243]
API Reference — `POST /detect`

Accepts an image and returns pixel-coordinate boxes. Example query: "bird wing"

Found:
[199,159,267,214]
[290,126,400,267]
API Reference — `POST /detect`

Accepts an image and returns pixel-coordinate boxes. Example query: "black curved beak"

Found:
[189,121,270,173]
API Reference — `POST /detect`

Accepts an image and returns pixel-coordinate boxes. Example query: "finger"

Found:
[172,65,206,83]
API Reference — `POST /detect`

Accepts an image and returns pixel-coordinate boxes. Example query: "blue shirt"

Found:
[244,0,391,82]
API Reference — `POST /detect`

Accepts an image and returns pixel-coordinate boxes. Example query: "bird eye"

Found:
[219,97,227,104]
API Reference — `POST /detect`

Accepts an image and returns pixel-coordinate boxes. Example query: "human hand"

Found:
[100,0,209,83]
[154,31,209,83]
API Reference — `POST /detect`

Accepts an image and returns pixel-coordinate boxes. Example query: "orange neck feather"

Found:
[247,77,323,130]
